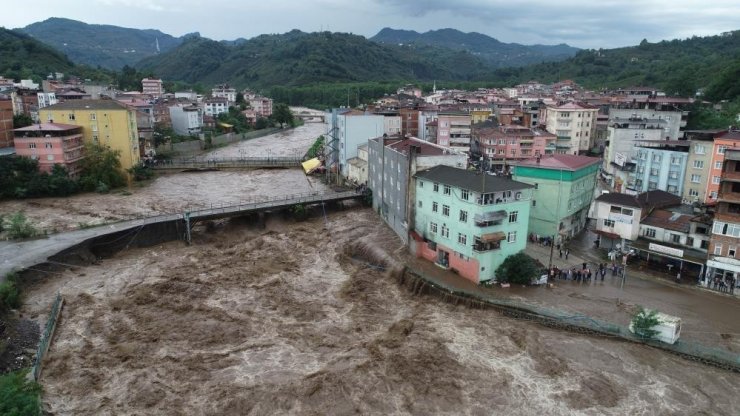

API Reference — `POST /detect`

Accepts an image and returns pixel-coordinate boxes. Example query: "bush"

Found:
[0,214,4,233]
[128,163,154,182]
[0,369,41,416]
[495,252,539,285]
[6,213,36,240]
[290,204,308,221]
[78,143,126,192]
[631,307,660,340]
[0,272,20,312]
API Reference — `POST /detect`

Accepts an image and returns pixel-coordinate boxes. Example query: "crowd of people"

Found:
[549,262,624,283]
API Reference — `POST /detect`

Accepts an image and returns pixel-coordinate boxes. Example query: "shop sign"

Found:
[649,243,683,258]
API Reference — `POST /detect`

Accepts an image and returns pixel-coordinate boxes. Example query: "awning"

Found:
[479,232,506,242]
[217,122,233,128]
[593,229,621,240]
[301,157,322,174]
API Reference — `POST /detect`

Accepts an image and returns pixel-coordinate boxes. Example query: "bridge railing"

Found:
[151,156,304,168]
[183,190,362,215]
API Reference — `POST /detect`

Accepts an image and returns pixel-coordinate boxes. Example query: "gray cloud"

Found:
[2,0,738,49]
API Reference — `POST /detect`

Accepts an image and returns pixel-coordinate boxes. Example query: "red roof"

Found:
[388,138,448,156]
[513,154,601,171]
[14,123,80,132]
[550,102,598,110]
[716,130,740,140]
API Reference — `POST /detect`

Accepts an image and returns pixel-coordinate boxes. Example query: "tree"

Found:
[12,114,33,129]
[6,212,36,240]
[495,252,539,284]
[272,103,294,128]
[78,143,126,192]
[235,92,245,104]
[631,307,661,340]
[0,370,42,416]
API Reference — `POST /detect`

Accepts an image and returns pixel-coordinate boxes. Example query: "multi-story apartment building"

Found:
[212,84,237,105]
[412,165,533,283]
[544,102,598,155]
[37,92,58,109]
[603,117,666,191]
[436,112,472,154]
[705,130,740,203]
[630,140,689,196]
[248,96,273,118]
[0,94,13,148]
[204,97,229,117]
[324,109,385,179]
[512,154,600,239]
[398,108,420,137]
[169,104,204,136]
[474,125,556,171]
[141,78,164,97]
[608,108,684,141]
[39,100,140,170]
[705,148,740,293]
[368,136,467,243]
[682,130,717,204]
[13,123,85,176]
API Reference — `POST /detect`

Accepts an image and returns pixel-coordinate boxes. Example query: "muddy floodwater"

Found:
[0,110,328,233]
[21,210,740,415]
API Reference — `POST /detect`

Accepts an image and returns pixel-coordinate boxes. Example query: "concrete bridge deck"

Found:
[0,190,363,280]
[151,156,304,170]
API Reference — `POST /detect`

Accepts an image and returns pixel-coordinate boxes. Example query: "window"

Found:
[710,191,718,199]
[730,247,737,257]
[671,234,681,243]
[690,174,701,183]
[687,237,694,247]
[458,233,467,245]
[650,168,659,176]
[419,181,424,188]
[671,157,680,165]
[714,244,722,255]
[604,219,615,227]
[67,113,75,121]
[430,222,438,233]
[667,185,678,194]
[668,171,679,179]
[432,202,438,212]
[689,189,699,197]
[433,183,439,192]
[28,143,36,149]
[622,209,634,216]
[715,161,723,170]
[534,183,538,190]
[441,225,449,238]
[442,205,450,217]
[459,210,468,223]
[46,154,54,161]
[532,200,537,207]
[694,144,705,154]
[418,201,423,208]
[44,142,52,148]
[652,154,661,162]
[443,185,451,195]
[509,211,519,223]
[712,176,721,185]
[507,231,517,243]
[713,221,740,237]
[461,189,469,200]
[645,228,656,238]
[718,145,727,154]
[693,160,704,169]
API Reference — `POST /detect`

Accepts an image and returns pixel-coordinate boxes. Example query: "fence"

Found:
[31,292,63,381]
[400,268,740,372]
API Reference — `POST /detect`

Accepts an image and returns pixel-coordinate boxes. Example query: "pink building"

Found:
[13,123,85,176]
[249,96,273,118]
[474,125,556,170]
[436,113,472,153]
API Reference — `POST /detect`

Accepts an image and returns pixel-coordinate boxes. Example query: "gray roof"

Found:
[595,190,681,210]
[43,99,131,111]
[415,165,533,193]
[595,193,643,208]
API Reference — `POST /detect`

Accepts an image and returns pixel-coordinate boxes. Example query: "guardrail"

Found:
[31,292,63,381]
[151,156,304,169]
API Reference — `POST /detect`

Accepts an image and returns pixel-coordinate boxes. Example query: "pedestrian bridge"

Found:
[295,113,325,123]
[151,156,304,170]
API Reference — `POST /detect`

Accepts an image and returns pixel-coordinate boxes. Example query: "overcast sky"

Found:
[3,0,739,49]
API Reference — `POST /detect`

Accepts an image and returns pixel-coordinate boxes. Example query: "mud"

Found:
[20,210,740,415]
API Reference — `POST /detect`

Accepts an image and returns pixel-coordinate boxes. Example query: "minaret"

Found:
[433,80,437,94]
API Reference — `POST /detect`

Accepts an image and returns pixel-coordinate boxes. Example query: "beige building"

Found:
[544,102,598,155]
[682,131,717,204]
[141,78,164,97]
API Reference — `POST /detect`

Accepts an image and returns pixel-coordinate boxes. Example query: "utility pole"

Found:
[548,168,564,273]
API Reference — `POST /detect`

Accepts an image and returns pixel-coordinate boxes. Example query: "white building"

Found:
[544,102,598,154]
[609,108,684,141]
[169,104,203,136]
[324,109,385,177]
[383,115,402,136]
[591,193,644,243]
[212,84,237,105]
[141,78,164,97]
[204,97,229,117]
[37,92,58,109]
[347,144,368,185]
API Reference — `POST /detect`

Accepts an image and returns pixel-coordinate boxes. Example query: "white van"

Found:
[629,310,681,344]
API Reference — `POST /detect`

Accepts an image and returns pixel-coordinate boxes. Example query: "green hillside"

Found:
[136,30,490,88]
[0,28,75,80]
[371,27,579,67]
[20,17,183,70]
[487,31,740,98]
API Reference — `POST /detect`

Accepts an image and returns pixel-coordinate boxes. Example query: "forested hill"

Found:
[20,18,184,70]
[489,31,740,100]
[371,27,579,67]
[136,30,491,88]
[0,28,75,80]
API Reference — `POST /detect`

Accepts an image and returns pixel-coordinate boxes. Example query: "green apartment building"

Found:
[512,155,600,240]
[412,165,534,283]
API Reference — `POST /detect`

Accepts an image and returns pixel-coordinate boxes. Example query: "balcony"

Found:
[722,171,740,183]
[556,136,571,141]
[473,235,504,252]
[717,192,740,204]
[474,210,506,226]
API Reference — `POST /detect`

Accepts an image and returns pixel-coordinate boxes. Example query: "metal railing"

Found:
[151,156,304,169]
[31,292,63,381]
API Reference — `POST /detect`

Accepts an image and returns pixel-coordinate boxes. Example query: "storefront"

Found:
[627,240,705,280]
[704,259,739,294]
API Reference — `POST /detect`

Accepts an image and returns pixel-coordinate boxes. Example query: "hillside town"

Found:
[1,25,739,415]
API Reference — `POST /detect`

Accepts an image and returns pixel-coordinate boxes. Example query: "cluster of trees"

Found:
[0,143,126,200]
